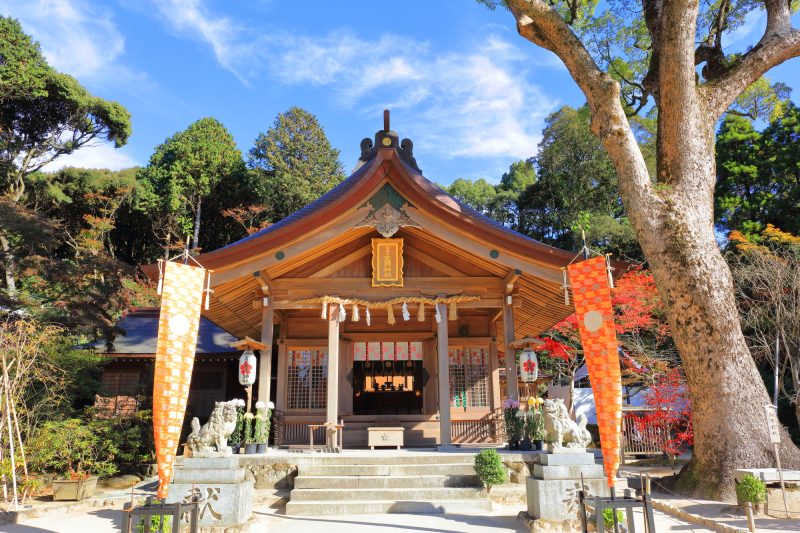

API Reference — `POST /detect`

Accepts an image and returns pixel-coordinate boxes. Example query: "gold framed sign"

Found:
[372,238,404,287]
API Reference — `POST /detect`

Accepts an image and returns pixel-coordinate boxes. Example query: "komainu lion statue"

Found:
[186,401,238,457]
[542,398,592,449]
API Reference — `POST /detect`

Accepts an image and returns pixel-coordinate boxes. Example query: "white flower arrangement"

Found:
[255,400,266,409]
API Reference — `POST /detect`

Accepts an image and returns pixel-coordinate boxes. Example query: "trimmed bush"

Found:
[736,474,766,505]
[474,449,506,489]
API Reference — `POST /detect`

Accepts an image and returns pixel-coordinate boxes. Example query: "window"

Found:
[449,347,489,408]
[100,370,141,396]
[287,348,328,410]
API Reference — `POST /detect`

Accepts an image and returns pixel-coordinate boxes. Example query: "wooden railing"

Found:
[621,408,672,459]
[452,408,504,444]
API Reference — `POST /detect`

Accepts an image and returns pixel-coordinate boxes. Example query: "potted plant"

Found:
[736,473,767,513]
[28,419,117,501]
[228,399,245,454]
[502,399,523,450]
[526,397,546,450]
[254,401,273,454]
[243,412,257,454]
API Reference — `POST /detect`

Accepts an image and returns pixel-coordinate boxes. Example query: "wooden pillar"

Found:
[436,301,452,448]
[257,302,274,406]
[503,294,519,400]
[326,304,339,448]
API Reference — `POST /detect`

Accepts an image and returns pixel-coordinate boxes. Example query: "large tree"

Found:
[138,118,244,254]
[484,0,800,498]
[0,17,131,299]
[248,107,345,221]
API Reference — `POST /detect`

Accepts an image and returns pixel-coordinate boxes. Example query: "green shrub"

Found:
[134,512,171,533]
[602,508,625,529]
[474,449,506,489]
[736,474,767,505]
[27,418,118,479]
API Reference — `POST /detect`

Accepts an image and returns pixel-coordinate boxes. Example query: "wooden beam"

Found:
[503,294,520,400]
[436,299,452,448]
[309,245,371,278]
[326,304,340,448]
[257,305,274,406]
[504,268,521,295]
[404,245,465,276]
[273,298,503,310]
[273,276,503,292]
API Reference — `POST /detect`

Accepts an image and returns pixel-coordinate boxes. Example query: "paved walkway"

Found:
[0,504,722,533]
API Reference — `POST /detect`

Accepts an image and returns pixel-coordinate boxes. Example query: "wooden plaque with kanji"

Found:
[371,238,404,287]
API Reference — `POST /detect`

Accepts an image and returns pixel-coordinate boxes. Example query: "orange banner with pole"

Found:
[153,260,207,499]
[567,256,622,488]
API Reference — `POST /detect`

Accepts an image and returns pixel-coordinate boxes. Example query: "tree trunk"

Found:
[0,232,17,299]
[567,369,575,418]
[606,112,800,500]
[192,198,202,252]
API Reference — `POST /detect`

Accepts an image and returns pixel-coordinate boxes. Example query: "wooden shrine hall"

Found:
[161,113,578,448]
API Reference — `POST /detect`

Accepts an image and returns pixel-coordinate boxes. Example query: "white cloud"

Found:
[145,0,256,84]
[270,32,558,161]
[143,1,560,162]
[42,144,139,172]
[0,0,149,89]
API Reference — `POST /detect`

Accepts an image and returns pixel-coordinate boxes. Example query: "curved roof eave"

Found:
[142,149,579,281]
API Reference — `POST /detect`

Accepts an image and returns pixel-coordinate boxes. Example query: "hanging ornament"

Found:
[352,304,360,322]
[418,302,425,322]
[338,302,347,322]
[402,302,411,321]
[366,307,371,326]
[562,268,570,306]
[448,302,458,321]
[387,305,396,325]
[435,304,442,324]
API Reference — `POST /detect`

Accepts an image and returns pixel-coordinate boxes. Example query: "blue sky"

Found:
[3,1,800,185]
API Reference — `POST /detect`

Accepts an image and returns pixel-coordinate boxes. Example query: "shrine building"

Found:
[174,114,577,448]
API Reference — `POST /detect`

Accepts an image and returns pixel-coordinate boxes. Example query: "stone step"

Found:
[285,498,493,515]
[269,453,481,466]
[294,474,481,489]
[299,463,476,477]
[290,487,487,501]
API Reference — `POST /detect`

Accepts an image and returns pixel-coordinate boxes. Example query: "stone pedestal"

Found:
[166,456,253,528]
[526,448,627,522]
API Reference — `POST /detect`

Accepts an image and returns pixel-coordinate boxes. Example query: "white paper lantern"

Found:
[238,350,257,386]
[519,347,539,383]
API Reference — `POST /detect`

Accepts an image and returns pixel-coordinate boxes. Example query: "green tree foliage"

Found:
[248,107,345,221]
[716,103,800,239]
[0,17,131,202]
[137,117,245,253]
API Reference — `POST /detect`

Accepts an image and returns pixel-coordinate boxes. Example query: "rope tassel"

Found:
[366,307,371,326]
[338,302,347,322]
[352,304,360,322]
[417,302,425,322]
[321,302,327,320]
[387,305,396,325]
[448,302,458,321]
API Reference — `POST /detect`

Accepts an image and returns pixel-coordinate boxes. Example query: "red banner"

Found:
[568,256,622,488]
[153,261,206,499]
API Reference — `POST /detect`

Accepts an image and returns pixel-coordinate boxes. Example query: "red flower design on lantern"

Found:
[239,360,253,377]
[522,359,537,373]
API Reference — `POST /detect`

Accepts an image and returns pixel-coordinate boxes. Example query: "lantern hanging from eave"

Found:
[238,350,257,386]
[519,347,539,383]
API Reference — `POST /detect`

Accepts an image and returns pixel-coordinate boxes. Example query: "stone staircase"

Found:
[284,453,493,515]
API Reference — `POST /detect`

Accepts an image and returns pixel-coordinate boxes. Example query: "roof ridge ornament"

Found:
[356,109,421,173]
